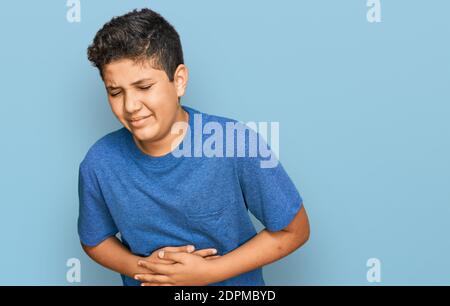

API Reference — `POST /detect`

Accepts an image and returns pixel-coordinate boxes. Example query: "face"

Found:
[102,58,188,144]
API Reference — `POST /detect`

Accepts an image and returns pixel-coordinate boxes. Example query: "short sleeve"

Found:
[77,160,119,246]
[236,127,303,232]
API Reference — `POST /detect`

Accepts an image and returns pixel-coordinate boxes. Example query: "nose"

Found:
[124,92,143,114]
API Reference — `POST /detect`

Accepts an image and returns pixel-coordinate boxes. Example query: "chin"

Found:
[129,124,160,142]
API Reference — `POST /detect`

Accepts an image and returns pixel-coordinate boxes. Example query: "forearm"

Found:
[207,227,308,284]
[81,236,148,279]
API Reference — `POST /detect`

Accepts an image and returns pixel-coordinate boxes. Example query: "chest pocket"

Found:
[184,201,235,253]
[177,159,238,244]
[184,197,228,217]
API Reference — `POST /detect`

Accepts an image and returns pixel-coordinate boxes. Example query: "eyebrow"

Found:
[106,78,155,90]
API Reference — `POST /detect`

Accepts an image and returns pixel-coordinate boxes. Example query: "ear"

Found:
[173,64,189,98]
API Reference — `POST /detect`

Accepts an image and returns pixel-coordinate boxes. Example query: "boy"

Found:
[78,8,310,286]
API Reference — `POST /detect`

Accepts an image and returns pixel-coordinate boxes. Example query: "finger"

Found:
[205,255,221,260]
[137,260,174,275]
[158,250,188,263]
[161,245,195,253]
[192,248,218,258]
[134,274,172,284]
[141,283,159,286]
[150,246,194,264]
[152,256,179,265]
[142,256,175,266]
[153,258,176,265]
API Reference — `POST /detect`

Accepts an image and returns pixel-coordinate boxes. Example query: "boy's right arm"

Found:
[81,237,219,279]
[82,236,149,279]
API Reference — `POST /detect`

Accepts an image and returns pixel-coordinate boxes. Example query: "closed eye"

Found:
[109,91,122,97]
[138,85,153,90]
[108,84,153,97]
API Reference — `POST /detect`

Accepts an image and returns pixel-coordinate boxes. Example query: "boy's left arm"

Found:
[135,204,310,286]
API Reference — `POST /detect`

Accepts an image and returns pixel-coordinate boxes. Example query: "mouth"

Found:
[128,115,153,127]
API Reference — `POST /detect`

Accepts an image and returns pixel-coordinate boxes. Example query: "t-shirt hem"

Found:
[79,231,119,247]
[265,198,303,232]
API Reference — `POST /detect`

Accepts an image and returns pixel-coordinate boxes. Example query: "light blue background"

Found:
[0,0,449,285]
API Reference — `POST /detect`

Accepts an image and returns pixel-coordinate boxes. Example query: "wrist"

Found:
[124,254,147,279]
[204,257,228,285]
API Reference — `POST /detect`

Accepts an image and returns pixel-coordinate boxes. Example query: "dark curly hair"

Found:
[87,8,184,81]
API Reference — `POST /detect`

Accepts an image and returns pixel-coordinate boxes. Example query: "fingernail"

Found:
[158,250,165,258]
[212,249,217,254]
[187,245,195,253]
[134,275,140,280]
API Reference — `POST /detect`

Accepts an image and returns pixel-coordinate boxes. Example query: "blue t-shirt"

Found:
[78,105,303,286]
